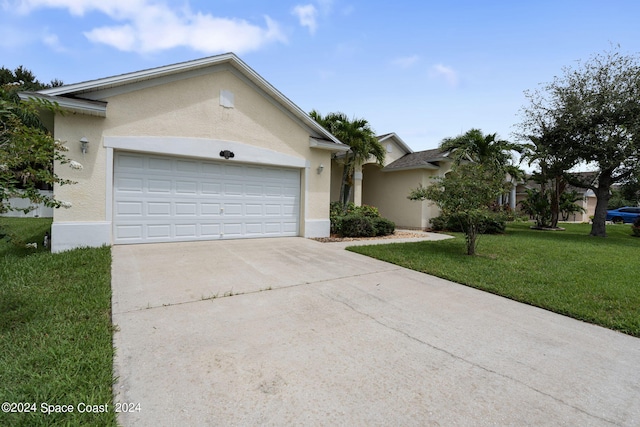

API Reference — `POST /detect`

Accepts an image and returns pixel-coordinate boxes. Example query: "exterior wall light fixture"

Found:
[80,137,89,154]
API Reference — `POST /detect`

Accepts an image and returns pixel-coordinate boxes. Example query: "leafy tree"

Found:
[1,67,74,245]
[409,163,505,255]
[1,84,74,216]
[0,65,61,90]
[310,110,384,208]
[518,47,640,237]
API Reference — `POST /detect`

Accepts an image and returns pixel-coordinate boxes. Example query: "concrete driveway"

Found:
[112,237,640,426]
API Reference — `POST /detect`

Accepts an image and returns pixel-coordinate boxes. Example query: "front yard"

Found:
[1,218,638,427]
[349,222,640,337]
[0,218,116,427]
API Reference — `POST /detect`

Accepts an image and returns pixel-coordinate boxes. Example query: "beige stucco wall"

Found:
[362,164,439,229]
[378,138,410,166]
[53,114,108,222]
[52,69,332,233]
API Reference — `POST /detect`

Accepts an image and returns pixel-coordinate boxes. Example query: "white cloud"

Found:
[42,29,65,51]
[430,63,459,87]
[292,4,318,35]
[11,0,287,54]
[392,54,419,69]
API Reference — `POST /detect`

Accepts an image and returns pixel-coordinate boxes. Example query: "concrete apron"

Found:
[112,237,640,426]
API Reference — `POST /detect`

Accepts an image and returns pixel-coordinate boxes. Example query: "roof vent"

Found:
[220,90,234,108]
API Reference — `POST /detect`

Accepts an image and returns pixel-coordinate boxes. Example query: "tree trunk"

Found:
[590,174,612,237]
[466,223,477,255]
[338,155,352,210]
[550,176,567,228]
[550,177,560,229]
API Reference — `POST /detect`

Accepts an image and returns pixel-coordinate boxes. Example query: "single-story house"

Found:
[515,172,600,222]
[21,53,350,252]
[1,190,54,218]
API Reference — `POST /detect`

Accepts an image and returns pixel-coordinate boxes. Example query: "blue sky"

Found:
[2,0,640,152]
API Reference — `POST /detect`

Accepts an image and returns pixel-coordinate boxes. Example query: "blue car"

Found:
[606,206,640,224]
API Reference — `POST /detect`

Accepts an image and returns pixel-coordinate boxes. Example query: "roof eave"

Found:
[309,137,350,152]
[382,163,440,172]
[18,92,107,117]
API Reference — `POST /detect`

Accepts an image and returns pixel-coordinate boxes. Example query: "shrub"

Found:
[632,217,640,237]
[339,214,376,237]
[355,204,380,218]
[429,213,506,234]
[330,202,395,237]
[372,217,395,236]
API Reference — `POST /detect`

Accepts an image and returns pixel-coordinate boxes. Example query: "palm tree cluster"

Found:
[310,110,385,208]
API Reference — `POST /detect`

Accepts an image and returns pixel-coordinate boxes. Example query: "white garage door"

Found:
[113,152,300,244]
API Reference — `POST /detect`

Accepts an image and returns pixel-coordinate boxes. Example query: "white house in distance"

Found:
[21,53,350,252]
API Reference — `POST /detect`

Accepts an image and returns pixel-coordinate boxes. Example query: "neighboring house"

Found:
[331,133,454,229]
[0,190,54,218]
[514,172,600,222]
[20,53,349,252]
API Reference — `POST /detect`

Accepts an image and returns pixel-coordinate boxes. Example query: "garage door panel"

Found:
[201,223,222,236]
[114,152,300,244]
[201,182,222,195]
[201,203,222,216]
[148,179,171,193]
[224,183,243,195]
[175,203,197,216]
[148,158,172,171]
[176,160,199,173]
[118,177,144,192]
[175,224,197,237]
[118,154,145,169]
[147,202,171,216]
[176,180,197,194]
[245,204,263,216]
[115,224,143,240]
[245,223,263,234]
[116,201,143,216]
[147,224,171,237]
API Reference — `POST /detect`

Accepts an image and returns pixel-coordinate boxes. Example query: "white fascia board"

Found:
[18,92,107,117]
[378,132,414,154]
[382,164,440,172]
[309,138,350,152]
[39,53,238,97]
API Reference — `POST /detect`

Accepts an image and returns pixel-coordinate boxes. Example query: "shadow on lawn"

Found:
[0,218,52,257]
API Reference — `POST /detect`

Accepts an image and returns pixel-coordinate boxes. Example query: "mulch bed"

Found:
[312,230,431,243]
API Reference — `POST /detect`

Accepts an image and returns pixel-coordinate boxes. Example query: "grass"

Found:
[0,218,117,427]
[348,221,640,337]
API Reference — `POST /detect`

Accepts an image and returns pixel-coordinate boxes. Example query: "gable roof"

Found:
[19,52,346,148]
[377,132,414,155]
[383,148,451,171]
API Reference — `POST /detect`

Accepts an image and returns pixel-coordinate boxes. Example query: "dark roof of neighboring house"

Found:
[383,148,450,171]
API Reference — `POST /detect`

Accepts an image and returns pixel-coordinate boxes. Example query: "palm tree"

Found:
[310,110,385,207]
[440,128,525,210]
[440,128,525,178]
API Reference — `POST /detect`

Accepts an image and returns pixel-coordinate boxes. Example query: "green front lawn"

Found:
[348,222,640,337]
[0,218,116,427]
